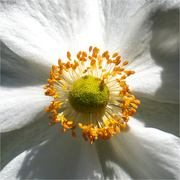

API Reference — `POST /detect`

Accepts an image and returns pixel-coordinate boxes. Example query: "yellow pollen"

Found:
[62,84,67,90]
[44,46,140,144]
[112,52,119,58]
[67,51,72,61]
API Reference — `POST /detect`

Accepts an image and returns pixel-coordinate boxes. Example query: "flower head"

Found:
[0,0,179,179]
[44,46,140,143]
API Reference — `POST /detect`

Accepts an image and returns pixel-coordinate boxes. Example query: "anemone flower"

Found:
[0,0,179,179]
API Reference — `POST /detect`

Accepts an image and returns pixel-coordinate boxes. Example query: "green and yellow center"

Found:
[44,46,140,144]
[69,75,109,114]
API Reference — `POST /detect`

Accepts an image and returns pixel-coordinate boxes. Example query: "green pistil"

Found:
[69,75,110,114]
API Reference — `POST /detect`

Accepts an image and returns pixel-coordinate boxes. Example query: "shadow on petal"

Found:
[128,7,179,136]
[1,41,50,87]
[1,113,59,170]
[117,4,179,104]
[133,8,179,136]
[13,132,103,179]
[150,8,179,103]
[95,128,180,179]
[133,96,179,137]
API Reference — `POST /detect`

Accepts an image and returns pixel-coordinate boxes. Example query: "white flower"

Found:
[0,0,179,179]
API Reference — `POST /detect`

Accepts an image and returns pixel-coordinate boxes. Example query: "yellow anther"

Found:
[67,121,74,126]
[89,46,92,52]
[63,66,69,72]
[134,99,140,104]
[47,78,55,83]
[98,59,103,68]
[120,123,126,128]
[52,110,57,115]
[131,103,138,109]
[52,65,58,71]
[62,124,71,129]
[115,59,121,66]
[77,51,82,59]
[115,117,121,121]
[110,72,116,76]
[129,108,136,116]
[45,107,50,112]
[67,51,71,61]
[83,69,88,74]
[124,70,135,76]
[82,51,87,57]
[90,139,94,144]
[43,85,49,89]
[103,72,110,79]
[78,123,83,128]
[102,51,109,58]
[116,55,121,60]
[62,84,67,90]
[122,61,129,66]
[120,75,127,80]
[88,55,94,61]
[49,121,56,125]
[54,94,59,99]
[65,61,71,69]
[58,58,62,66]
[112,52,119,58]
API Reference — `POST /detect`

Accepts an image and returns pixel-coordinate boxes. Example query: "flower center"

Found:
[68,75,110,114]
[44,46,140,144]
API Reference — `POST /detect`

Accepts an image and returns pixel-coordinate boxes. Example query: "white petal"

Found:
[99,0,178,52]
[133,96,179,136]
[99,0,146,52]
[1,132,103,179]
[0,0,103,66]
[1,113,60,169]
[126,53,163,101]
[0,86,51,132]
[127,5,179,103]
[96,127,180,179]
[125,5,179,103]
[100,0,179,103]
[1,41,50,87]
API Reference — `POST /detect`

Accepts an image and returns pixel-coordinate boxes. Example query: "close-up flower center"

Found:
[44,46,140,144]
[68,75,110,114]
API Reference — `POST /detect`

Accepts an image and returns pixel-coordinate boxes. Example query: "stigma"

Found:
[44,46,140,144]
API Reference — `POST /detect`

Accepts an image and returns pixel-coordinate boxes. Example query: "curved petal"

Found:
[0,0,103,66]
[96,127,180,179]
[99,0,178,52]
[1,41,50,87]
[99,0,179,103]
[1,132,104,179]
[0,85,51,132]
[125,6,179,103]
[133,96,179,137]
[126,54,163,102]
[99,0,146,52]
[1,113,59,169]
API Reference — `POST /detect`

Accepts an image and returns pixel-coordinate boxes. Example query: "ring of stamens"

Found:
[44,46,140,144]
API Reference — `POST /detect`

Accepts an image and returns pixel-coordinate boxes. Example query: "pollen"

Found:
[44,46,140,144]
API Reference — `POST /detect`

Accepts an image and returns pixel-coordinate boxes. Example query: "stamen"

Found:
[44,46,140,144]
[67,51,72,61]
